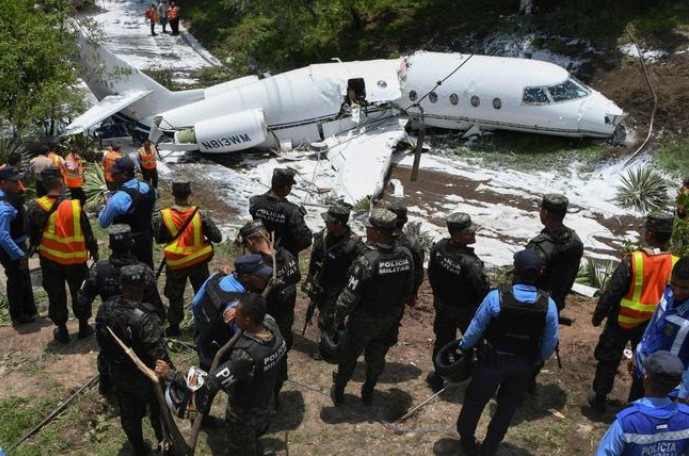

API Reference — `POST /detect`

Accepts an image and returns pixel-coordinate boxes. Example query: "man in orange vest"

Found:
[144,2,159,36]
[153,179,221,336]
[27,167,99,344]
[167,1,180,36]
[137,138,158,189]
[102,144,123,192]
[63,146,86,207]
[589,213,676,412]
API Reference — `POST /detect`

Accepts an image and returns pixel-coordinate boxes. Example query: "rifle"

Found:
[554,314,575,369]
[300,262,323,336]
[155,207,200,280]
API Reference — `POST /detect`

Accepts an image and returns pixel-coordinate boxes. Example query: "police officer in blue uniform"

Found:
[456,250,559,456]
[630,257,689,402]
[596,350,689,456]
[98,157,157,267]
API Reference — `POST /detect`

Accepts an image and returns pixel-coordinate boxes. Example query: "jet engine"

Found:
[174,109,269,153]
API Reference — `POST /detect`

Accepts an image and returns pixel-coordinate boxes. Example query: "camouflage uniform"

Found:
[95,267,172,456]
[152,206,222,328]
[307,225,363,329]
[332,210,415,401]
[260,247,300,351]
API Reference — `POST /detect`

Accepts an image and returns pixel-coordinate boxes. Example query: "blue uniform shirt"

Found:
[191,272,244,368]
[460,283,559,362]
[98,178,154,228]
[0,190,26,261]
[634,286,689,399]
[596,397,689,456]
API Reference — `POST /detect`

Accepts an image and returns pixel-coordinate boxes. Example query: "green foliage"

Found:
[353,195,372,211]
[655,138,689,180]
[0,396,59,451]
[0,0,83,137]
[615,166,670,213]
[83,161,107,211]
[576,257,616,290]
[82,414,110,444]
[672,193,689,257]
[402,220,433,258]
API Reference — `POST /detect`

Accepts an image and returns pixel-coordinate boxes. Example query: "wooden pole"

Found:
[410,122,425,182]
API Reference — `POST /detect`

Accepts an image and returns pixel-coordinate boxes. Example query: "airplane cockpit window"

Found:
[523,87,549,105]
[547,79,590,103]
[449,94,458,105]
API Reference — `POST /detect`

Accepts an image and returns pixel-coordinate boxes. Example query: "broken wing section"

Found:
[326,118,408,205]
[63,89,153,136]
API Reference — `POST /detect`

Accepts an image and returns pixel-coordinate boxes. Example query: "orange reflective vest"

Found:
[35,196,88,265]
[167,6,179,20]
[102,151,122,183]
[161,207,213,270]
[138,145,157,170]
[617,250,679,329]
[47,152,63,173]
[63,153,84,188]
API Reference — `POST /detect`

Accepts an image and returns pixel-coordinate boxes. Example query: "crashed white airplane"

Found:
[68,37,625,203]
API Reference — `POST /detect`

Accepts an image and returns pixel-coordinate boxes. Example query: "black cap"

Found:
[120,264,147,287]
[234,254,272,277]
[645,212,674,234]
[108,224,132,247]
[366,209,398,231]
[386,202,408,227]
[447,212,477,234]
[513,249,544,282]
[171,179,191,196]
[541,194,568,215]
[644,350,684,388]
[239,220,266,241]
[41,166,62,184]
[321,202,352,224]
[110,157,136,174]
[271,168,297,188]
[0,166,23,181]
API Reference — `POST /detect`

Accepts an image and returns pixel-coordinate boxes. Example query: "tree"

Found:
[0,0,83,138]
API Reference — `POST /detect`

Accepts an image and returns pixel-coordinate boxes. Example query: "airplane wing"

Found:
[326,118,408,205]
[63,89,153,135]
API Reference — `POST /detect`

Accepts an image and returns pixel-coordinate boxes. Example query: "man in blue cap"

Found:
[456,249,559,456]
[596,350,689,455]
[0,166,37,325]
[191,254,272,370]
[98,156,157,267]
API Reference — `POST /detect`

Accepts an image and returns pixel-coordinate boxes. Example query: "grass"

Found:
[654,137,689,180]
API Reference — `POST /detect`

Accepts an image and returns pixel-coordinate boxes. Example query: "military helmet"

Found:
[164,370,210,420]
[434,339,475,384]
[318,329,351,365]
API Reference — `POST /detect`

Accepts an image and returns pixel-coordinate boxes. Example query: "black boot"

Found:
[53,325,70,344]
[361,382,374,406]
[330,372,344,406]
[78,320,94,339]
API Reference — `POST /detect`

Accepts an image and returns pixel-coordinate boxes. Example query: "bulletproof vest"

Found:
[196,274,243,347]
[250,194,300,254]
[320,231,361,292]
[530,226,582,306]
[113,183,155,234]
[484,284,548,359]
[95,297,152,373]
[95,256,144,300]
[359,246,412,314]
[231,319,287,412]
[431,240,483,307]
[261,249,299,313]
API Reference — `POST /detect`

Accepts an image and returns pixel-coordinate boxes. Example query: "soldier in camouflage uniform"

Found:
[304,203,363,332]
[152,180,222,336]
[95,265,173,456]
[249,168,312,257]
[202,293,287,456]
[79,225,164,396]
[331,209,415,406]
[588,213,675,412]
[526,194,584,313]
[387,202,424,306]
[426,213,490,392]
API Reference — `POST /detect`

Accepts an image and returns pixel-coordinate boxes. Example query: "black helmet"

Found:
[318,329,351,364]
[434,339,475,383]
[165,377,210,420]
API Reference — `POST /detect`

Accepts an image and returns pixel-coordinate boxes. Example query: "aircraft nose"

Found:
[578,93,625,136]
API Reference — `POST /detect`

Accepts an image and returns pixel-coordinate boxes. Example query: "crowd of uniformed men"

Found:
[1,138,689,456]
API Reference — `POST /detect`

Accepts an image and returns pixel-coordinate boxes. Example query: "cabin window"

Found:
[429,92,438,103]
[449,94,458,105]
[547,78,590,103]
[470,96,480,107]
[492,98,502,110]
[523,87,549,105]
[409,90,417,102]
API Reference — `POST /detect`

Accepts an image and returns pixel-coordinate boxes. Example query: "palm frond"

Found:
[83,161,107,211]
[614,167,669,213]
